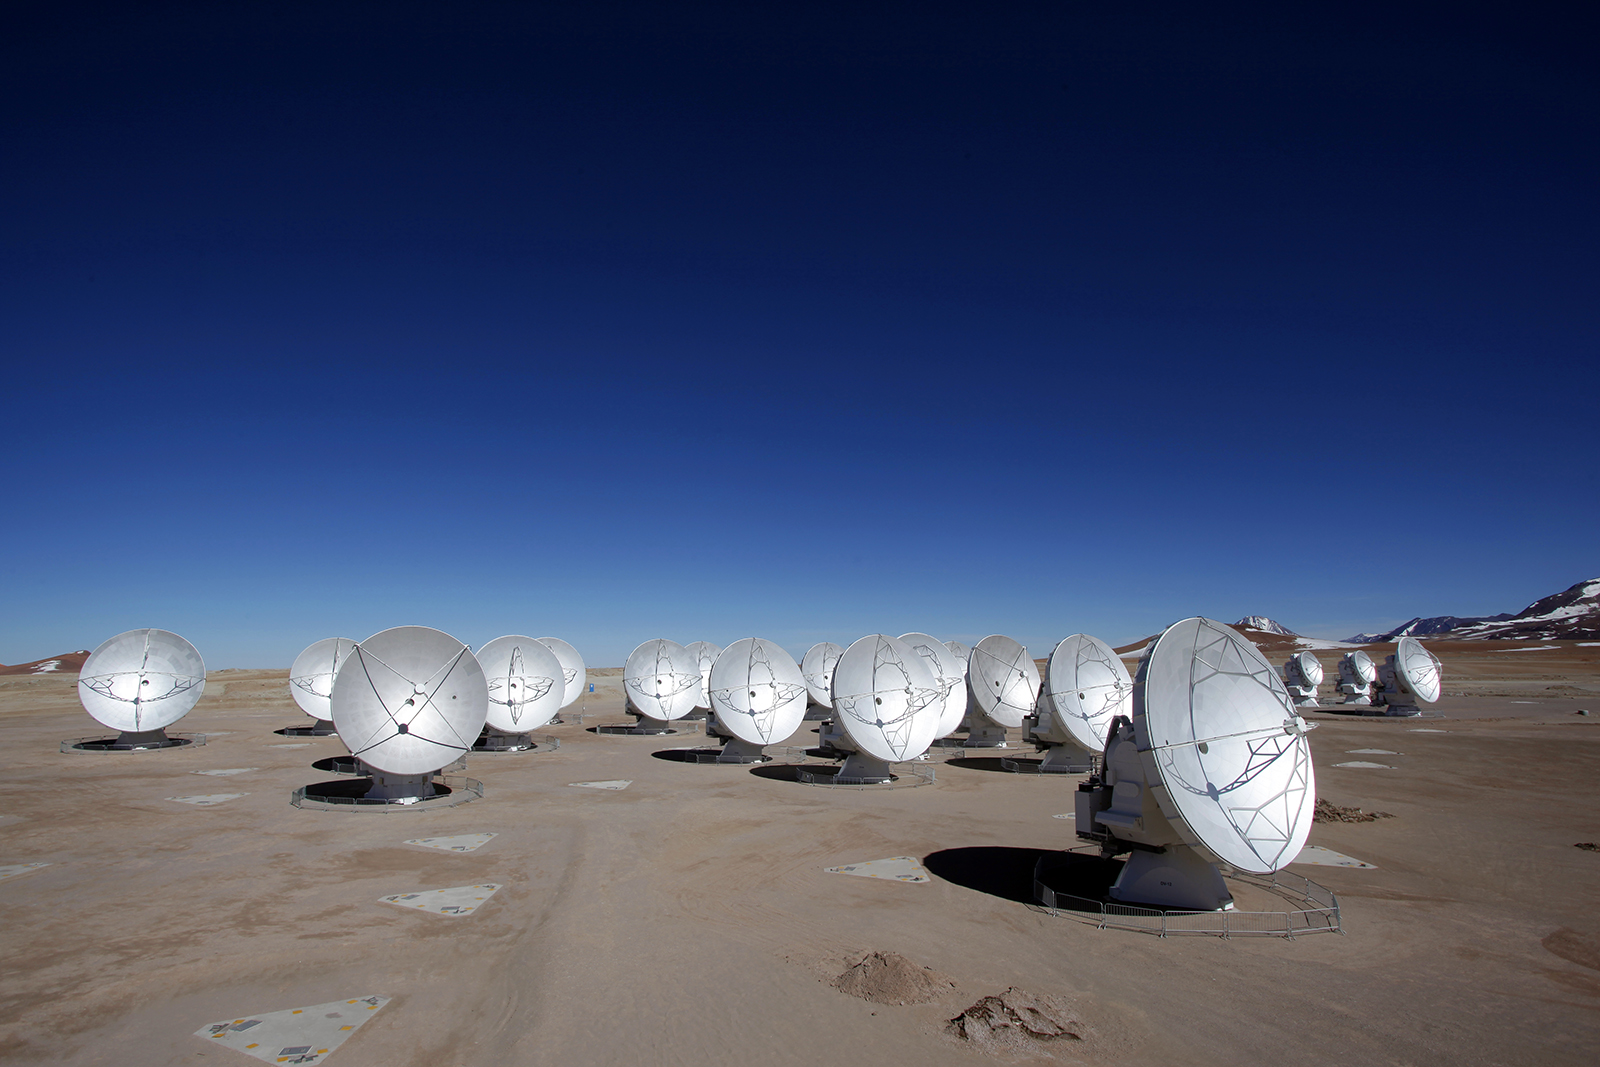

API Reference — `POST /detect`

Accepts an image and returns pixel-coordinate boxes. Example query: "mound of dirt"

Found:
[1314,799,1395,823]
[947,987,1086,1055]
[831,951,954,1005]
[1576,843,1600,853]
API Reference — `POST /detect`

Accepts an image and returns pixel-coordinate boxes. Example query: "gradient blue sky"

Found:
[3,2,1596,667]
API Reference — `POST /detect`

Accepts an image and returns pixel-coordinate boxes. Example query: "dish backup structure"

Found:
[820,634,943,783]
[800,641,843,721]
[1373,636,1443,716]
[1074,618,1316,911]
[474,635,564,751]
[284,637,358,736]
[704,638,809,762]
[1029,634,1131,773]
[620,639,702,734]
[69,629,207,751]
[306,626,489,806]
[1336,650,1377,705]
[1282,651,1323,708]
[962,634,1041,747]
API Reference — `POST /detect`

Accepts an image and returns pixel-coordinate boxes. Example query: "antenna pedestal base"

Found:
[1374,702,1422,717]
[1036,743,1094,773]
[1337,684,1372,705]
[816,719,851,754]
[474,727,535,752]
[963,721,1009,748]
[803,703,832,721]
[610,714,675,735]
[716,737,768,764]
[62,729,201,752]
[1110,847,1235,912]
[278,719,338,737]
[366,772,437,802]
[837,753,893,784]
[1286,686,1319,708]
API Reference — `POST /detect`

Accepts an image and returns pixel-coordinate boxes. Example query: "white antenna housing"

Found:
[964,635,1040,747]
[1032,634,1130,772]
[75,629,206,749]
[1374,636,1441,716]
[623,639,702,732]
[475,635,564,750]
[828,634,943,782]
[1336,650,1377,705]
[705,638,807,762]
[1075,618,1316,911]
[1282,651,1324,708]
[536,637,587,711]
[898,633,968,739]
[286,638,357,736]
[685,641,722,712]
[800,641,844,710]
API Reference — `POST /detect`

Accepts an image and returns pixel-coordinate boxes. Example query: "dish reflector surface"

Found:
[1292,651,1324,687]
[1395,637,1442,703]
[1044,634,1131,751]
[624,639,702,722]
[536,638,586,709]
[944,640,971,672]
[801,641,844,707]
[1346,650,1376,684]
[831,634,942,763]
[289,638,358,722]
[331,627,488,776]
[685,641,722,708]
[78,629,206,733]
[1135,617,1315,873]
[968,635,1040,729]
[708,638,808,745]
[477,635,564,732]
[898,633,967,737]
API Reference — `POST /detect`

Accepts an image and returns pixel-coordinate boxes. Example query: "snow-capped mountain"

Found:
[1346,578,1600,642]
[1234,616,1298,636]
[0,650,91,676]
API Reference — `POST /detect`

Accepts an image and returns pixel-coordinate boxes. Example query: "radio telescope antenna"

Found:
[1030,634,1130,772]
[684,641,722,716]
[1075,617,1316,911]
[1282,651,1324,708]
[1373,636,1441,716]
[898,634,967,739]
[963,635,1040,747]
[71,629,206,751]
[282,638,357,737]
[320,626,489,805]
[801,642,844,719]
[1336,650,1377,705]
[473,636,563,752]
[622,639,702,733]
[536,638,586,713]
[944,640,971,667]
[826,634,943,783]
[705,638,808,763]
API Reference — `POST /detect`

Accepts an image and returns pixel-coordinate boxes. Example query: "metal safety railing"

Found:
[1032,857,1340,939]
[794,763,937,789]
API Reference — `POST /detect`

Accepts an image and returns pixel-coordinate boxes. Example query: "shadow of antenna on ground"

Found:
[923,846,1123,906]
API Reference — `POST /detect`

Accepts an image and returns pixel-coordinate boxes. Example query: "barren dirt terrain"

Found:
[2,645,1598,1066]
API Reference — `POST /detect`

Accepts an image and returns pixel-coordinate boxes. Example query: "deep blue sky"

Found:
[3,2,1596,667]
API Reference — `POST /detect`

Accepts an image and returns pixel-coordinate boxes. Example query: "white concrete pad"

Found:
[378,884,502,916]
[195,994,388,1064]
[166,794,248,806]
[824,856,930,883]
[568,780,631,790]
[192,768,259,776]
[1333,761,1392,769]
[1293,845,1378,869]
[1051,813,1075,819]
[0,862,49,882]
[1347,749,1398,755]
[1408,728,1446,733]
[403,834,496,853]
[272,743,313,749]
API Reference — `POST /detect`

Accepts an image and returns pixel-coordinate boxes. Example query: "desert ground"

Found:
[2,642,1599,1067]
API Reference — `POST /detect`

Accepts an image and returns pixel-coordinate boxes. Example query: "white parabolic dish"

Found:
[331,626,489,776]
[536,637,586,709]
[800,641,844,708]
[1395,636,1442,703]
[831,634,942,763]
[624,639,702,722]
[289,637,358,722]
[708,638,808,745]
[1044,634,1131,751]
[1135,617,1315,873]
[968,635,1040,729]
[78,629,206,733]
[1346,650,1376,684]
[685,640,722,709]
[477,635,564,732]
[1292,651,1324,687]
[944,640,971,671]
[898,633,967,737]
